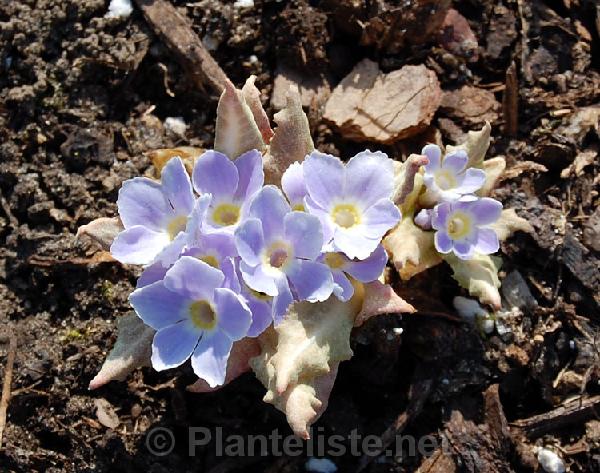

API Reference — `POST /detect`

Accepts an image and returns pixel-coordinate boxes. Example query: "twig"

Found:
[0,330,18,449]
[502,61,518,137]
[356,376,433,472]
[134,0,229,96]
[510,395,600,438]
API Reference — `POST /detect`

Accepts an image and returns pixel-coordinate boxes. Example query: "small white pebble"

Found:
[480,318,495,335]
[248,54,259,64]
[234,0,255,8]
[453,296,488,322]
[305,458,337,473]
[105,0,133,19]
[392,327,403,335]
[536,447,566,473]
[569,340,575,350]
[164,117,187,137]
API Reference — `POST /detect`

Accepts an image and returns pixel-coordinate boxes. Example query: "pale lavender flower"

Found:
[192,149,263,234]
[431,197,502,260]
[235,185,334,323]
[223,258,273,337]
[281,161,307,211]
[321,244,388,301]
[111,157,195,265]
[414,208,433,230]
[130,256,252,387]
[303,150,401,260]
[422,144,486,202]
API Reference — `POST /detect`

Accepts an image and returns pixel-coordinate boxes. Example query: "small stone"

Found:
[95,398,120,429]
[536,447,566,473]
[323,59,441,143]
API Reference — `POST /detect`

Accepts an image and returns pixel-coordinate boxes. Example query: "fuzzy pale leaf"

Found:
[241,75,274,144]
[215,79,266,159]
[263,85,314,185]
[354,280,415,327]
[89,313,154,389]
[392,154,429,213]
[187,337,261,393]
[77,217,124,251]
[384,216,443,280]
[148,147,203,176]
[443,253,502,309]
[446,121,491,168]
[478,157,506,196]
[251,328,339,439]
[490,209,534,241]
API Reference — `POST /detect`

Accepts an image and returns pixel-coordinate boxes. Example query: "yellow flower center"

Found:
[434,169,458,190]
[264,242,292,270]
[292,203,305,212]
[188,300,217,330]
[197,254,219,269]
[212,203,240,227]
[332,204,360,228]
[447,212,472,240]
[166,215,188,240]
[324,253,346,270]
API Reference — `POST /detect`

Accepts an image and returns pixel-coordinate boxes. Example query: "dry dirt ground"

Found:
[0,0,599,472]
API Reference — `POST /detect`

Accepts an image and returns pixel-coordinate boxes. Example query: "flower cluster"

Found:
[415,144,502,260]
[111,149,400,387]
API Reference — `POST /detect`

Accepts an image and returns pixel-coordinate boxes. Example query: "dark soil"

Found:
[0,0,599,472]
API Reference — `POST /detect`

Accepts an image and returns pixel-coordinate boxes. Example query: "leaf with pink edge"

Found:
[241,75,274,144]
[354,280,415,327]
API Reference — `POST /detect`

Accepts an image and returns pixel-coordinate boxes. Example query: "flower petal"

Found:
[470,197,503,225]
[442,150,468,174]
[240,260,278,296]
[332,270,354,302]
[286,259,333,302]
[281,161,307,208]
[453,239,475,260]
[214,288,252,340]
[164,256,224,301]
[221,257,241,293]
[414,208,433,230]
[305,196,335,245]
[303,151,344,209]
[235,218,265,267]
[161,157,195,216]
[475,228,499,254]
[272,274,294,325]
[434,230,453,253]
[284,211,323,260]
[247,186,290,241]
[246,298,273,337]
[151,321,200,371]
[333,227,379,260]
[233,149,264,202]
[137,262,168,288]
[422,144,441,171]
[345,150,394,207]
[431,202,451,230]
[360,198,401,239]
[192,150,239,200]
[111,226,170,265]
[117,178,170,231]
[185,194,212,245]
[191,331,233,388]
[344,244,388,282]
[459,168,486,194]
[130,281,187,330]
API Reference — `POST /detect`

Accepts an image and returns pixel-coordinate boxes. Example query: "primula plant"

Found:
[78,77,532,438]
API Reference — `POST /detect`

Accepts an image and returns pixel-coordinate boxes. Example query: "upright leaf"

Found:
[215,79,265,159]
[446,121,491,168]
[263,85,314,185]
[241,76,274,144]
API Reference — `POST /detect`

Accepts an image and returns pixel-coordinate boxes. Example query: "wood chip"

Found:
[323,59,441,143]
[94,398,120,430]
